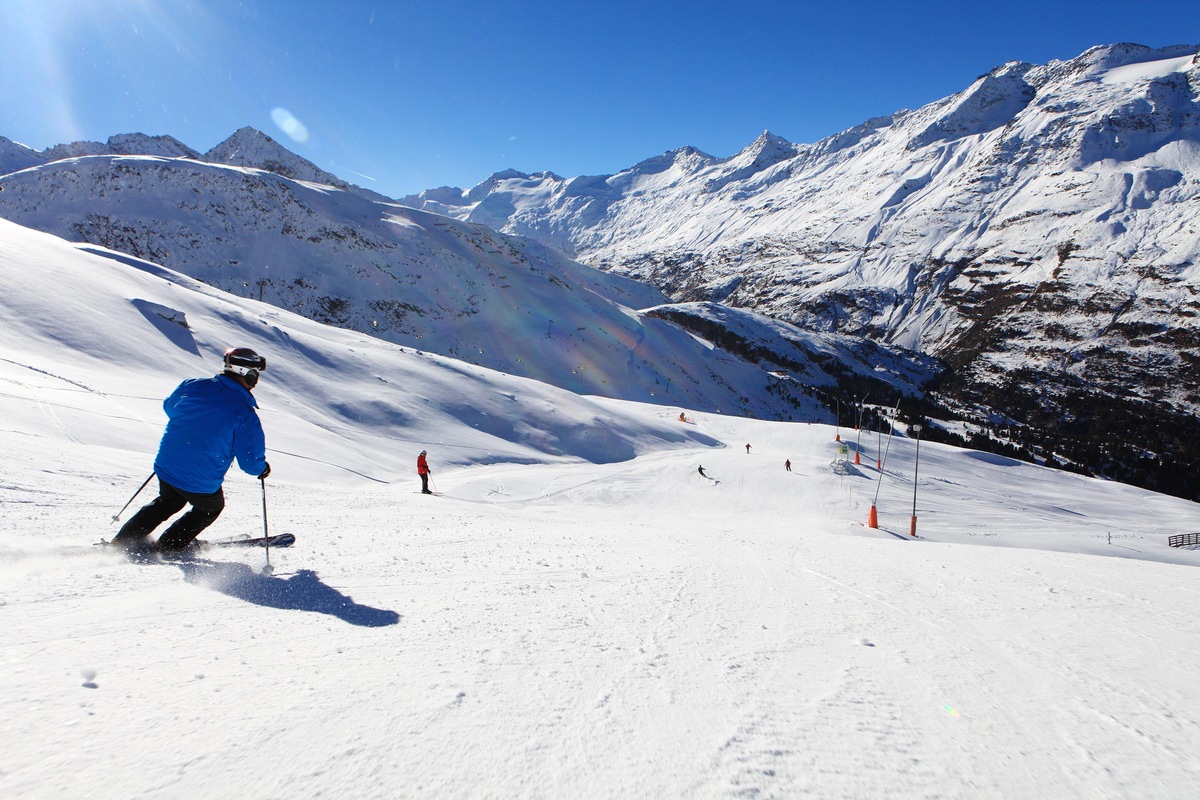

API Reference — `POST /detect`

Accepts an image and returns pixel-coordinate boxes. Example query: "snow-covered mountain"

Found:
[399,43,1200,498]
[42,132,201,161]
[200,126,396,202]
[0,127,393,200]
[4,42,1198,497]
[0,215,721,472]
[2,128,329,178]
[0,135,47,173]
[0,141,935,424]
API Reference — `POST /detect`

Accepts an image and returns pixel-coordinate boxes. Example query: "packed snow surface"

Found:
[2,219,1199,799]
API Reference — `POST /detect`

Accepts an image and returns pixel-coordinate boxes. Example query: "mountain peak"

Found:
[622,145,715,179]
[40,133,199,162]
[0,135,48,174]
[1074,42,1200,72]
[462,169,539,203]
[726,130,799,173]
[907,62,1036,150]
[204,128,350,188]
[108,133,200,158]
[204,127,281,163]
[751,130,791,148]
[486,168,532,183]
[220,126,269,143]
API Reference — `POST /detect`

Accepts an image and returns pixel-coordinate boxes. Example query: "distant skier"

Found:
[745,443,751,454]
[697,465,707,478]
[417,449,433,494]
[785,459,792,472]
[111,347,270,552]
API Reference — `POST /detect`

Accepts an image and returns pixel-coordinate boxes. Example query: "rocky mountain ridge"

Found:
[0,127,386,198]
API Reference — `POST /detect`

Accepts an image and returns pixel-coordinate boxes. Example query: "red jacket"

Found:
[417,453,429,474]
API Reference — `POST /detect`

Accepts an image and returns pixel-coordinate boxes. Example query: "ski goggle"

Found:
[225,353,267,372]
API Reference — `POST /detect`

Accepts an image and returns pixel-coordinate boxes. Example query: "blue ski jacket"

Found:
[153,374,267,494]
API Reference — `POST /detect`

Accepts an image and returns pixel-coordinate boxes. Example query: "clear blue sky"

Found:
[2,0,1197,198]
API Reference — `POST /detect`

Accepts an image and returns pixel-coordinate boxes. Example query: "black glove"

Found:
[258,462,271,480]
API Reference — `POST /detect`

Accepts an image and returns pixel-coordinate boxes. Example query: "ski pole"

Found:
[111,472,155,523]
[260,476,272,572]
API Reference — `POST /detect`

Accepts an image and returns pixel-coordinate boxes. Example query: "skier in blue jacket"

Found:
[113,347,271,552]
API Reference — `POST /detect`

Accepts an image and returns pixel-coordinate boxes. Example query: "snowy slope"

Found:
[2,209,1200,799]
[0,218,725,476]
[0,146,937,423]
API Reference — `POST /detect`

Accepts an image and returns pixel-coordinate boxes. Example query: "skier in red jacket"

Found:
[417,450,432,494]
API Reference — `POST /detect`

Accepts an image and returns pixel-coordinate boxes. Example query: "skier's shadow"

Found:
[174,560,401,627]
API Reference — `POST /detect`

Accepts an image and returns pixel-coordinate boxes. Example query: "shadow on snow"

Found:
[175,560,401,627]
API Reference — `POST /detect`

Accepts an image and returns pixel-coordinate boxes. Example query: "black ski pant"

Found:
[113,479,225,550]
[420,473,430,493]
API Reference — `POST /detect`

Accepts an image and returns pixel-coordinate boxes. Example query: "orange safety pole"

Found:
[910,515,917,537]
[868,505,878,529]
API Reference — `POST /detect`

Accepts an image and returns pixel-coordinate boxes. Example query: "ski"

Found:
[210,533,295,548]
[95,533,295,550]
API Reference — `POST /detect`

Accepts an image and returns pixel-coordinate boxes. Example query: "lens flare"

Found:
[270,107,309,143]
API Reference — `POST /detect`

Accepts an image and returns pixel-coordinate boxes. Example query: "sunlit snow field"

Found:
[3,220,1199,799]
